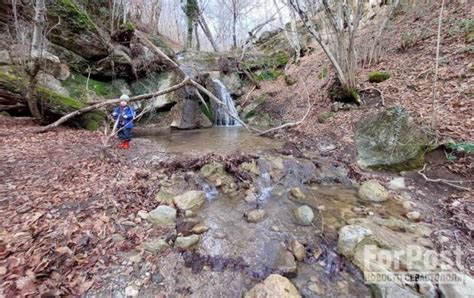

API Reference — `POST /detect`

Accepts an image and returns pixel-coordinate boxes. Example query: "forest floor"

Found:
[0,115,472,295]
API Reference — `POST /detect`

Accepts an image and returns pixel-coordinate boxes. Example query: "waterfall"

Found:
[212,79,241,127]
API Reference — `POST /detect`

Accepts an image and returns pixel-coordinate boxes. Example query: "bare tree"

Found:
[219,0,256,49]
[366,0,401,65]
[290,0,364,102]
[181,0,200,49]
[272,0,301,62]
[26,0,47,122]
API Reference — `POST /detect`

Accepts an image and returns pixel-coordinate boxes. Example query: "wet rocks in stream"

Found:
[155,190,174,205]
[358,180,389,202]
[244,274,300,298]
[173,190,206,210]
[175,235,200,249]
[290,239,306,262]
[244,209,267,223]
[143,238,169,253]
[146,205,177,226]
[293,205,315,226]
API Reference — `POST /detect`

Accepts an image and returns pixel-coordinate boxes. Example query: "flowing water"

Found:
[90,127,423,297]
[212,79,242,127]
[143,127,278,157]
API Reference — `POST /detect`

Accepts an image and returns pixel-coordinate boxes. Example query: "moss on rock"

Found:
[355,106,433,171]
[0,67,104,130]
[368,71,391,83]
[46,0,109,59]
[63,72,122,99]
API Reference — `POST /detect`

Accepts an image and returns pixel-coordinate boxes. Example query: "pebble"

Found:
[439,236,450,243]
[308,282,326,295]
[191,224,210,234]
[406,211,421,221]
[290,239,306,262]
[271,225,280,232]
[124,285,139,297]
[402,200,413,211]
[152,272,164,284]
[245,209,267,223]
[389,177,406,190]
[293,205,315,226]
[137,210,148,220]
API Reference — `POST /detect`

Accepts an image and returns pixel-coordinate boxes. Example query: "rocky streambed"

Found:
[88,128,473,297]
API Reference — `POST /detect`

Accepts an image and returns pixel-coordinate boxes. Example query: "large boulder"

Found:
[355,106,432,171]
[244,274,300,298]
[170,99,212,129]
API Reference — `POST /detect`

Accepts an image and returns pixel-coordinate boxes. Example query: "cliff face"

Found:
[0,0,178,128]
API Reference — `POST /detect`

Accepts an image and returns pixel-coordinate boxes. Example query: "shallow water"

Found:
[144,127,281,156]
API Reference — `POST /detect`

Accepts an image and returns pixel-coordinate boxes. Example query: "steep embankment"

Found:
[247,2,472,147]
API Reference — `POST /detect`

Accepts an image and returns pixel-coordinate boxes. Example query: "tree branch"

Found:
[36,78,190,133]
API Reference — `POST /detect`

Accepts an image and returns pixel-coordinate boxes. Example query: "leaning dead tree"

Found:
[289,0,364,102]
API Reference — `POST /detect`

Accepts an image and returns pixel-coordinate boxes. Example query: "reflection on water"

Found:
[144,127,281,156]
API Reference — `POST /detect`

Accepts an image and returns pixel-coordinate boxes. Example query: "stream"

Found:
[86,75,458,298]
[88,124,428,297]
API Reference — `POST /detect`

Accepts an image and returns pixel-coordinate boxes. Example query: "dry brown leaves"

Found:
[0,117,160,296]
[248,1,472,169]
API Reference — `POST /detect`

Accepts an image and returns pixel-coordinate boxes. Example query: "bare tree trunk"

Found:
[290,0,363,100]
[27,0,46,122]
[194,23,200,51]
[198,15,219,51]
[368,0,400,65]
[232,5,237,49]
[110,0,116,33]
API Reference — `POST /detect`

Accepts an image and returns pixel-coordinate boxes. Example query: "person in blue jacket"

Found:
[113,94,136,149]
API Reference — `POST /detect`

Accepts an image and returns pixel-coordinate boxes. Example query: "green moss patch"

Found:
[49,0,97,32]
[0,67,103,130]
[63,73,122,99]
[368,71,391,83]
[255,69,283,82]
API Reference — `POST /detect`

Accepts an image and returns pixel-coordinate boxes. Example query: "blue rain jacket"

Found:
[113,106,135,129]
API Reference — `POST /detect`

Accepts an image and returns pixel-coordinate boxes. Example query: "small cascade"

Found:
[212,79,241,127]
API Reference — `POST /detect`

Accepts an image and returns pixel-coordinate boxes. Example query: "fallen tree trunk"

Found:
[37,78,190,133]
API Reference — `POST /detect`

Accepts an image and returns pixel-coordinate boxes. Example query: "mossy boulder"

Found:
[0,67,103,130]
[355,106,433,171]
[63,72,123,99]
[368,71,391,83]
[46,0,109,60]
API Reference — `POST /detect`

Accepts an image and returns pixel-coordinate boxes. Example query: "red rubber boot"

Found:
[118,141,126,149]
[123,140,130,149]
